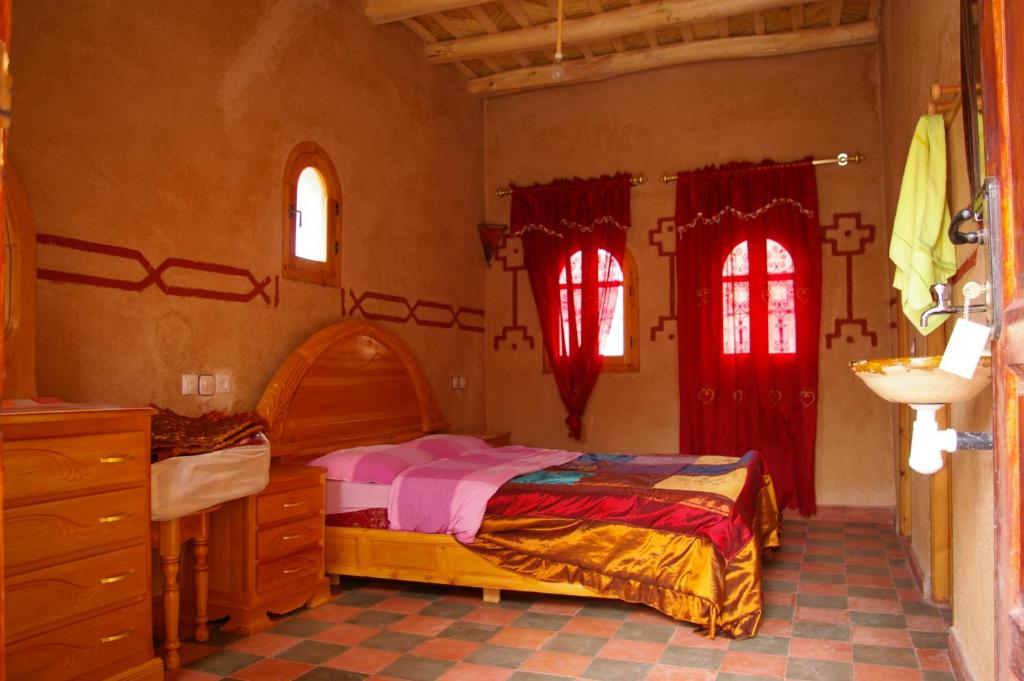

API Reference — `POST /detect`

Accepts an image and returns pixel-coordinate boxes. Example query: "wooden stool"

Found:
[152,505,221,670]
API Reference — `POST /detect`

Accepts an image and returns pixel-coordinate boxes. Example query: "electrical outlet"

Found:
[198,374,216,396]
[215,374,231,394]
[181,374,199,395]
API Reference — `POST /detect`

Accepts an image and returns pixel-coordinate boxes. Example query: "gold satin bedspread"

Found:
[467,453,781,638]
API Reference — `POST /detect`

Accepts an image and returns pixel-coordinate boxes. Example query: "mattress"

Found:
[325,478,390,514]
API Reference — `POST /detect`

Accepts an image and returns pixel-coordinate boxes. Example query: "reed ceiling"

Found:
[365,0,881,95]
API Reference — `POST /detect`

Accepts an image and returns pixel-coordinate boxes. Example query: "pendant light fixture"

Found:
[552,0,565,80]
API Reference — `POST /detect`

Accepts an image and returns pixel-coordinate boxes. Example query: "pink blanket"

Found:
[387,445,580,543]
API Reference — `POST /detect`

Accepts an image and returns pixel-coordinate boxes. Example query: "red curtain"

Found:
[675,160,822,515]
[511,174,631,439]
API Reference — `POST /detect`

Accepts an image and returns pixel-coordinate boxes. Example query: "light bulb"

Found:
[552,52,564,81]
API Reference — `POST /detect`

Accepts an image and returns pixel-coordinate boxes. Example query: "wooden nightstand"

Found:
[207,464,331,634]
[455,432,511,447]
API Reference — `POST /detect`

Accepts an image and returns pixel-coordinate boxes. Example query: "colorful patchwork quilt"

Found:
[468,451,781,638]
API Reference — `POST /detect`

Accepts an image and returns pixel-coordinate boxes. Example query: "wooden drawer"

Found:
[5,544,149,640]
[4,487,148,574]
[6,598,151,681]
[3,431,148,505]
[257,548,323,593]
[257,485,323,526]
[257,514,322,561]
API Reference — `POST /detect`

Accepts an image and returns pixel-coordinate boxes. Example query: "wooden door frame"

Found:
[0,0,12,676]
[984,0,1024,678]
[894,311,953,602]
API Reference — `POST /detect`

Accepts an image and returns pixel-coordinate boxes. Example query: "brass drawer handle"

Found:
[100,629,133,644]
[99,570,135,585]
[99,456,132,464]
[98,513,131,524]
[282,566,303,575]
[282,500,305,509]
[282,532,304,541]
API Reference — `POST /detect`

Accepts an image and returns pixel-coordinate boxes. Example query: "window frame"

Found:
[721,238,797,357]
[281,142,342,287]
[543,246,639,374]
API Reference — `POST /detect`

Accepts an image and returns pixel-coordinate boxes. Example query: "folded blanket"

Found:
[150,406,267,462]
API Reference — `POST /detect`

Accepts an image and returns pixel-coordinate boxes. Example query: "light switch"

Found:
[181,374,199,395]
[198,374,216,396]
[215,374,231,394]
[458,376,466,390]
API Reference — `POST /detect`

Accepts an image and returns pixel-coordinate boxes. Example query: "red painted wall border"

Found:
[36,233,273,305]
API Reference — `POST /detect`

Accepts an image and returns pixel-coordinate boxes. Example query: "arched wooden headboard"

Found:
[3,163,37,398]
[256,320,449,459]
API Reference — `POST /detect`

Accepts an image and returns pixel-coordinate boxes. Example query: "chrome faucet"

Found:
[920,282,987,327]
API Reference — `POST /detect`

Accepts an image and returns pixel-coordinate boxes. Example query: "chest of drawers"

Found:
[1,405,163,681]
[207,463,331,634]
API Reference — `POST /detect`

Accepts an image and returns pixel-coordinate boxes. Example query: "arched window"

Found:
[282,142,341,287]
[555,247,638,371]
[722,238,796,355]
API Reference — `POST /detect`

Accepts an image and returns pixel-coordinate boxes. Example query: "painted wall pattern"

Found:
[37,233,277,306]
[648,217,678,342]
[490,232,536,351]
[346,288,484,333]
[37,233,485,334]
[820,212,879,348]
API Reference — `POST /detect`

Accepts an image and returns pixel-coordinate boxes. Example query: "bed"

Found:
[256,320,781,638]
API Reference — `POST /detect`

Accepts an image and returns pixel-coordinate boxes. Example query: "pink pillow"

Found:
[310,434,488,484]
[405,434,488,457]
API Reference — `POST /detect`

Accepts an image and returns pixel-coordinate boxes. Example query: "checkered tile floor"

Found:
[167,516,954,681]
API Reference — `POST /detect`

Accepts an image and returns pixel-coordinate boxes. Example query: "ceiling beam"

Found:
[426,0,792,64]
[468,21,878,95]
[401,18,479,78]
[366,0,484,25]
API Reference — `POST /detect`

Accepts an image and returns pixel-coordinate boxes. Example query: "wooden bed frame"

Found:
[256,320,610,604]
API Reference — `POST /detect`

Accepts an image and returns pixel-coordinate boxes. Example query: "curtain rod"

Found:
[660,152,865,184]
[495,175,647,198]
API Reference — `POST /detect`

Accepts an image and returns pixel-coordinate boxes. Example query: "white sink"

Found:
[849,356,992,404]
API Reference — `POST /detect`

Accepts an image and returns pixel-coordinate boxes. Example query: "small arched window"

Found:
[282,142,341,287]
[722,238,796,355]
[555,247,638,371]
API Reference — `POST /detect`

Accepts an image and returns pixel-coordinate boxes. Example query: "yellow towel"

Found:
[890,115,957,335]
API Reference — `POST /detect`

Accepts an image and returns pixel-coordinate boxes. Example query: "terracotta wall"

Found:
[11,0,486,430]
[483,45,897,510]
[878,1,995,678]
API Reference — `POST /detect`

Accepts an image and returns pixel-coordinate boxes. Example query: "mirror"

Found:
[3,164,38,398]
[961,0,984,198]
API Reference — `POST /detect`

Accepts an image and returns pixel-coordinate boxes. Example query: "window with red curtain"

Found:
[510,174,632,439]
[723,238,797,356]
[558,248,623,357]
[675,160,822,515]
